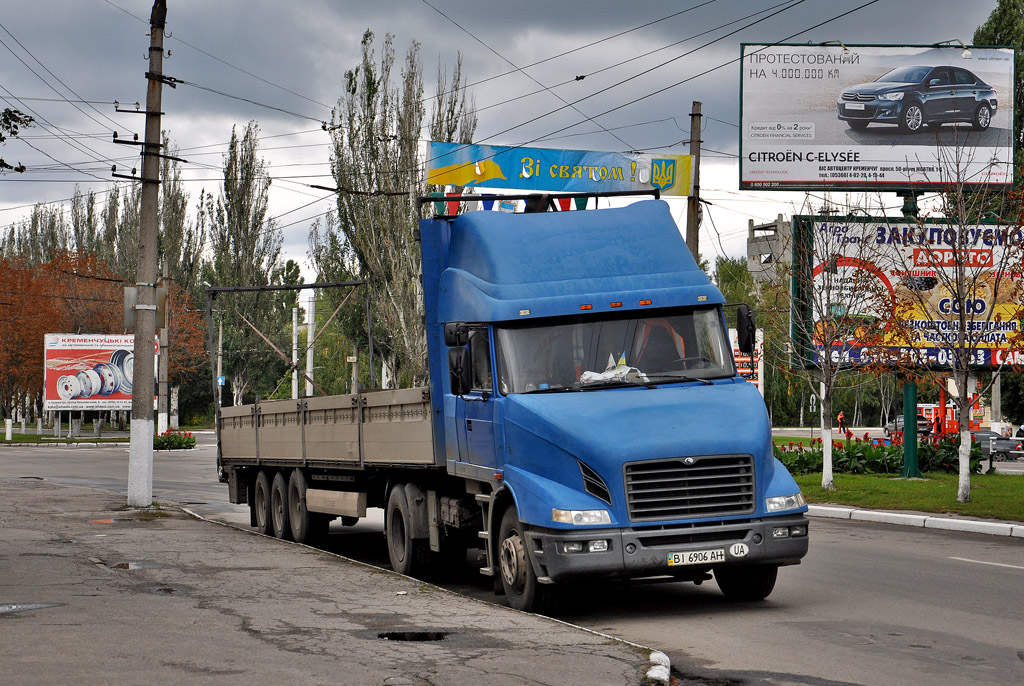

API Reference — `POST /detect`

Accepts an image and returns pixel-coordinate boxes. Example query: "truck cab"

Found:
[420,195,808,611]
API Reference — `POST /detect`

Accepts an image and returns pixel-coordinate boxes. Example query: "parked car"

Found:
[883,415,932,437]
[837,65,997,133]
[971,430,1023,461]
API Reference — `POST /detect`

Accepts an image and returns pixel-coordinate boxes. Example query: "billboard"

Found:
[740,44,1015,190]
[43,334,157,411]
[729,328,764,396]
[427,141,693,196]
[791,217,1024,369]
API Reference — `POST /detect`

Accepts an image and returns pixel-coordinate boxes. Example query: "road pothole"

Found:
[378,631,449,642]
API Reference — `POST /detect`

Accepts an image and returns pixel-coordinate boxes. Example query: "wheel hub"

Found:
[500,530,527,591]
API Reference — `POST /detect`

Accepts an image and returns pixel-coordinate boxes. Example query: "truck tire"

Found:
[497,506,559,614]
[714,564,778,601]
[385,484,430,577]
[253,470,273,536]
[288,469,327,544]
[270,471,292,540]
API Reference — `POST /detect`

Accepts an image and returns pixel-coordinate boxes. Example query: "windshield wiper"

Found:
[522,385,581,394]
[643,373,713,386]
[578,379,656,391]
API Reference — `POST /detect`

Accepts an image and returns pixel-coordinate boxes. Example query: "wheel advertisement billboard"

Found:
[740,43,1015,190]
[43,334,158,411]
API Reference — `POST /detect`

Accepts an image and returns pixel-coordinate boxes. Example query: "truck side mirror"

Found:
[737,304,755,356]
[444,322,468,347]
[448,347,471,396]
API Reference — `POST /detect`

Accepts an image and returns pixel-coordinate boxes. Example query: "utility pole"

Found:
[305,296,315,397]
[291,306,299,399]
[685,101,702,259]
[157,262,169,436]
[127,0,166,507]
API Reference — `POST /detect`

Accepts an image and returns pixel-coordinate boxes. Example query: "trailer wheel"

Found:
[287,469,327,544]
[714,564,778,601]
[497,507,559,614]
[385,485,430,577]
[253,470,273,536]
[270,471,292,540]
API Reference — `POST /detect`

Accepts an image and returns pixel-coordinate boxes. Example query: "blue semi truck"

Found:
[217,192,809,613]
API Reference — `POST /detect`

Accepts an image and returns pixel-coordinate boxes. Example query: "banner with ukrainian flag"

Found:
[426,141,693,197]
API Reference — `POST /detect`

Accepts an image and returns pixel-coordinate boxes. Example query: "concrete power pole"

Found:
[291,306,299,399]
[305,296,315,397]
[685,101,702,260]
[127,0,167,508]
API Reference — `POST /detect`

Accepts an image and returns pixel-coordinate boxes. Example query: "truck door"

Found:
[455,328,498,469]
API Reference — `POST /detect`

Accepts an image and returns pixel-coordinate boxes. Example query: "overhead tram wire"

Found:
[422,0,721,105]
[463,0,800,121]
[102,0,333,113]
[0,21,136,136]
[475,0,880,171]
[409,0,809,174]
[470,0,810,149]
[419,0,636,150]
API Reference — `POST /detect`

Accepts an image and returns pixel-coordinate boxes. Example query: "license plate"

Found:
[668,548,725,566]
[846,103,865,111]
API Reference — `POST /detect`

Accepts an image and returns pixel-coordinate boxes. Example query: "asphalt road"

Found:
[2,433,1022,686]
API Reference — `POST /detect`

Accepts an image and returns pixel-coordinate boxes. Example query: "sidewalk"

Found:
[0,480,663,686]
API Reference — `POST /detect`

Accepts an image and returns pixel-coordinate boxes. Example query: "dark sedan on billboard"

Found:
[837,65,997,133]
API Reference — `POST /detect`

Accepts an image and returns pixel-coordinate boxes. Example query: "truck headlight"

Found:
[765,493,806,512]
[879,92,904,101]
[552,508,611,525]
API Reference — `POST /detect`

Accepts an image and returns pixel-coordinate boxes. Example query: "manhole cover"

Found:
[377,631,449,642]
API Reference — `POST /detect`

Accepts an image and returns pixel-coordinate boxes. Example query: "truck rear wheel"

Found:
[385,484,430,577]
[714,564,778,601]
[288,469,327,544]
[253,470,273,536]
[270,471,292,540]
[497,507,559,614]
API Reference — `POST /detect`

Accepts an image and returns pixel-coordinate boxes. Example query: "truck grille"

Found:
[624,455,755,521]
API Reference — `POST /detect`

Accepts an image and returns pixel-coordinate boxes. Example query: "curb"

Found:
[807,504,1024,538]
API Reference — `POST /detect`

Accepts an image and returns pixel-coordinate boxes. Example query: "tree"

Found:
[974,0,1024,166]
[874,168,1024,501]
[312,31,476,388]
[786,205,895,490]
[203,121,285,405]
[0,107,32,173]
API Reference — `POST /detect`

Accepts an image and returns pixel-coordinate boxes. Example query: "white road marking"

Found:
[950,557,1024,571]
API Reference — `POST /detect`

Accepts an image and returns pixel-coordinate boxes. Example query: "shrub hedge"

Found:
[775,432,982,475]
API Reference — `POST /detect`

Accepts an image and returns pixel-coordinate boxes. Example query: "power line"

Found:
[419,0,636,150]
[0,21,135,136]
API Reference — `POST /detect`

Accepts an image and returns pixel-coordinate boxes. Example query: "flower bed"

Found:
[153,429,197,450]
[775,431,981,475]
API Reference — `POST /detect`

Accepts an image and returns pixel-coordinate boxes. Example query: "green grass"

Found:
[795,472,1024,521]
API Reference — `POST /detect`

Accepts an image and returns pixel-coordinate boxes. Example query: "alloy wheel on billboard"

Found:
[43,334,158,412]
[740,43,1015,190]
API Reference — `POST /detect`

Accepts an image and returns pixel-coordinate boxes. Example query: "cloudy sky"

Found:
[0,0,1003,277]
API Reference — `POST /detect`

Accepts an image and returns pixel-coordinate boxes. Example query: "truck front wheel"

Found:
[385,484,430,577]
[497,507,559,614]
[714,564,778,601]
[270,471,292,540]
[253,470,273,536]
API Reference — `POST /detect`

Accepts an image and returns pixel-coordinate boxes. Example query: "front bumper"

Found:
[525,514,809,583]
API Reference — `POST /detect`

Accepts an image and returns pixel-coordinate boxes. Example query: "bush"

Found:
[775,432,981,476]
[153,429,196,450]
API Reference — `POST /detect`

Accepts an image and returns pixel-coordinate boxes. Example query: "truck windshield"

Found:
[494,307,734,394]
